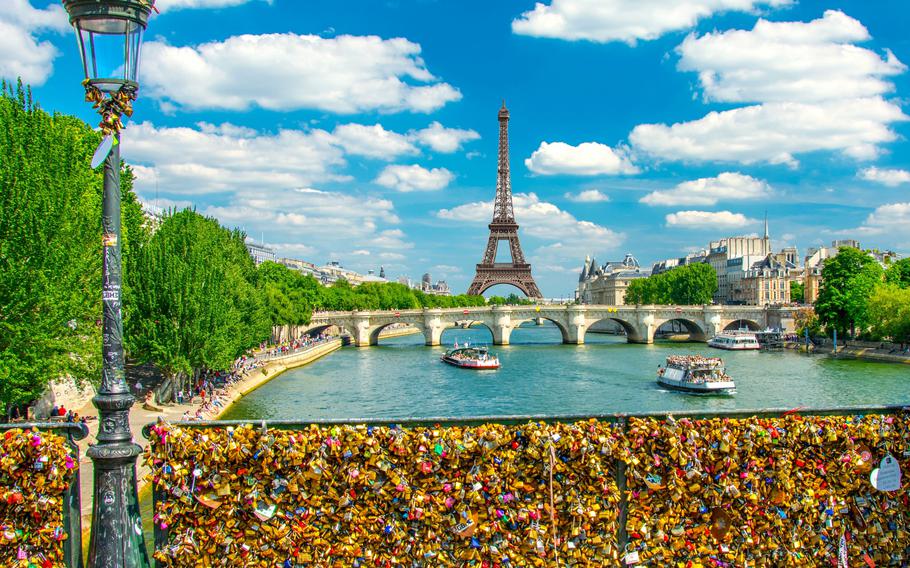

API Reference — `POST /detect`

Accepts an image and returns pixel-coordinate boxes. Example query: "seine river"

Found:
[222,324,909,420]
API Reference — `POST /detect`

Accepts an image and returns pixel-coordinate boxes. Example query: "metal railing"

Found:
[142,403,908,566]
[0,422,89,568]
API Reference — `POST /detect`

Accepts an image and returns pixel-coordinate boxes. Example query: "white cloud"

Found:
[123,121,347,195]
[331,123,418,159]
[852,202,910,238]
[141,34,461,113]
[374,164,453,192]
[371,229,414,249]
[202,186,407,255]
[859,167,910,187]
[630,98,907,167]
[678,10,906,104]
[665,210,757,229]
[438,192,624,262]
[271,242,317,258]
[631,11,909,166]
[525,142,639,175]
[565,189,610,203]
[410,122,480,153]
[0,0,68,86]
[640,172,771,206]
[155,0,268,13]
[511,0,790,45]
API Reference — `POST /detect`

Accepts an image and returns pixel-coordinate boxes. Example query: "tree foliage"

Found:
[624,263,717,305]
[309,278,484,312]
[486,293,535,306]
[790,281,805,304]
[127,209,270,400]
[258,261,320,325]
[885,258,910,288]
[0,80,145,408]
[814,247,884,337]
[866,285,910,344]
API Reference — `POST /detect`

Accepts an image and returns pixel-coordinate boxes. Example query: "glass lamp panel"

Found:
[75,17,144,92]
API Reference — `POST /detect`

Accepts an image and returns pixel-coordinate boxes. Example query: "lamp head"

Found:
[63,0,154,93]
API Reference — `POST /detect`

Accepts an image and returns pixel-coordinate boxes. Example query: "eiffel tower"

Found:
[466,102,542,298]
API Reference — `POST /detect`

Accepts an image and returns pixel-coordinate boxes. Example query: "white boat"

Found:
[657,355,735,395]
[441,346,500,370]
[708,332,760,351]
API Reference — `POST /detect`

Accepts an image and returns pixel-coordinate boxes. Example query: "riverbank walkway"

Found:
[73,337,343,531]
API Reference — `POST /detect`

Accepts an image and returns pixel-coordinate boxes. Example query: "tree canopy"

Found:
[866,285,910,344]
[126,209,271,400]
[885,258,910,288]
[624,263,717,305]
[0,80,146,408]
[814,247,884,337]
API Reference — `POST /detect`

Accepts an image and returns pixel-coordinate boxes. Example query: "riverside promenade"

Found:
[73,337,343,532]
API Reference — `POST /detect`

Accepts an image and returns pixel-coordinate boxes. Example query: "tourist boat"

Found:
[441,345,500,370]
[708,332,760,351]
[657,355,735,394]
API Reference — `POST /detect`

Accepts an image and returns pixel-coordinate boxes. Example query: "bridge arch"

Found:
[512,317,570,343]
[440,321,494,345]
[584,317,644,343]
[724,319,762,332]
[307,323,349,337]
[368,322,425,346]
[653,318,707,342]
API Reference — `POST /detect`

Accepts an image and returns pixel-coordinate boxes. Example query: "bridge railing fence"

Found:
[142,404,908,567]
[0,422,88,568]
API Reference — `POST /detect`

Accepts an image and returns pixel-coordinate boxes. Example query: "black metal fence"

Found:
[142,404,909,567]
[0,422,88,568]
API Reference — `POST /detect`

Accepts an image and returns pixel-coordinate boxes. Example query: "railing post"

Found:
[62,424,89,568]
[615,416,629,556]
[0,422,89,568]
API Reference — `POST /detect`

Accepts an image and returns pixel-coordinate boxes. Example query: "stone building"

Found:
[728,254,794,305]
[576,254,651,305]
[246,240,277,265]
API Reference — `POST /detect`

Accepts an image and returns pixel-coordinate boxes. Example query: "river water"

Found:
[222,324,909,420]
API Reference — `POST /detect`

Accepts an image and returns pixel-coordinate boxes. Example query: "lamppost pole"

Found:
[61,1,154,566]
[86,129,150,567]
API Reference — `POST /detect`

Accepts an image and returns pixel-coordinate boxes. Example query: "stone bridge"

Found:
[307,305,797,347]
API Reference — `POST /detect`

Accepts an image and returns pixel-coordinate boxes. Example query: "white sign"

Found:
[869,454,902,492]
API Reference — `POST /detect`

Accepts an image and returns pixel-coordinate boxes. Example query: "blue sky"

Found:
[5,0,910,297]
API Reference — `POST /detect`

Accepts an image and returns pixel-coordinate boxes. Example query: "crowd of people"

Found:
[235,331,334,373]
[48,404,88,424]
[178,332,336,421]
[12,332,337,423]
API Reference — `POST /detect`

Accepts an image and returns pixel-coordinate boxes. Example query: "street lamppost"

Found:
[61,1,155,566]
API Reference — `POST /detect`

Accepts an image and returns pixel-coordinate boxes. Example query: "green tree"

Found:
[621,264,716,305]
[127,210,270,402]
[257,261,320,325]
[668,263,717,305]
[790,281,805,303]
[867,285,910,344]
[0,81,145,408]
[794,307,822,338]
[885,258,910,288]
[814,247,884,337]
